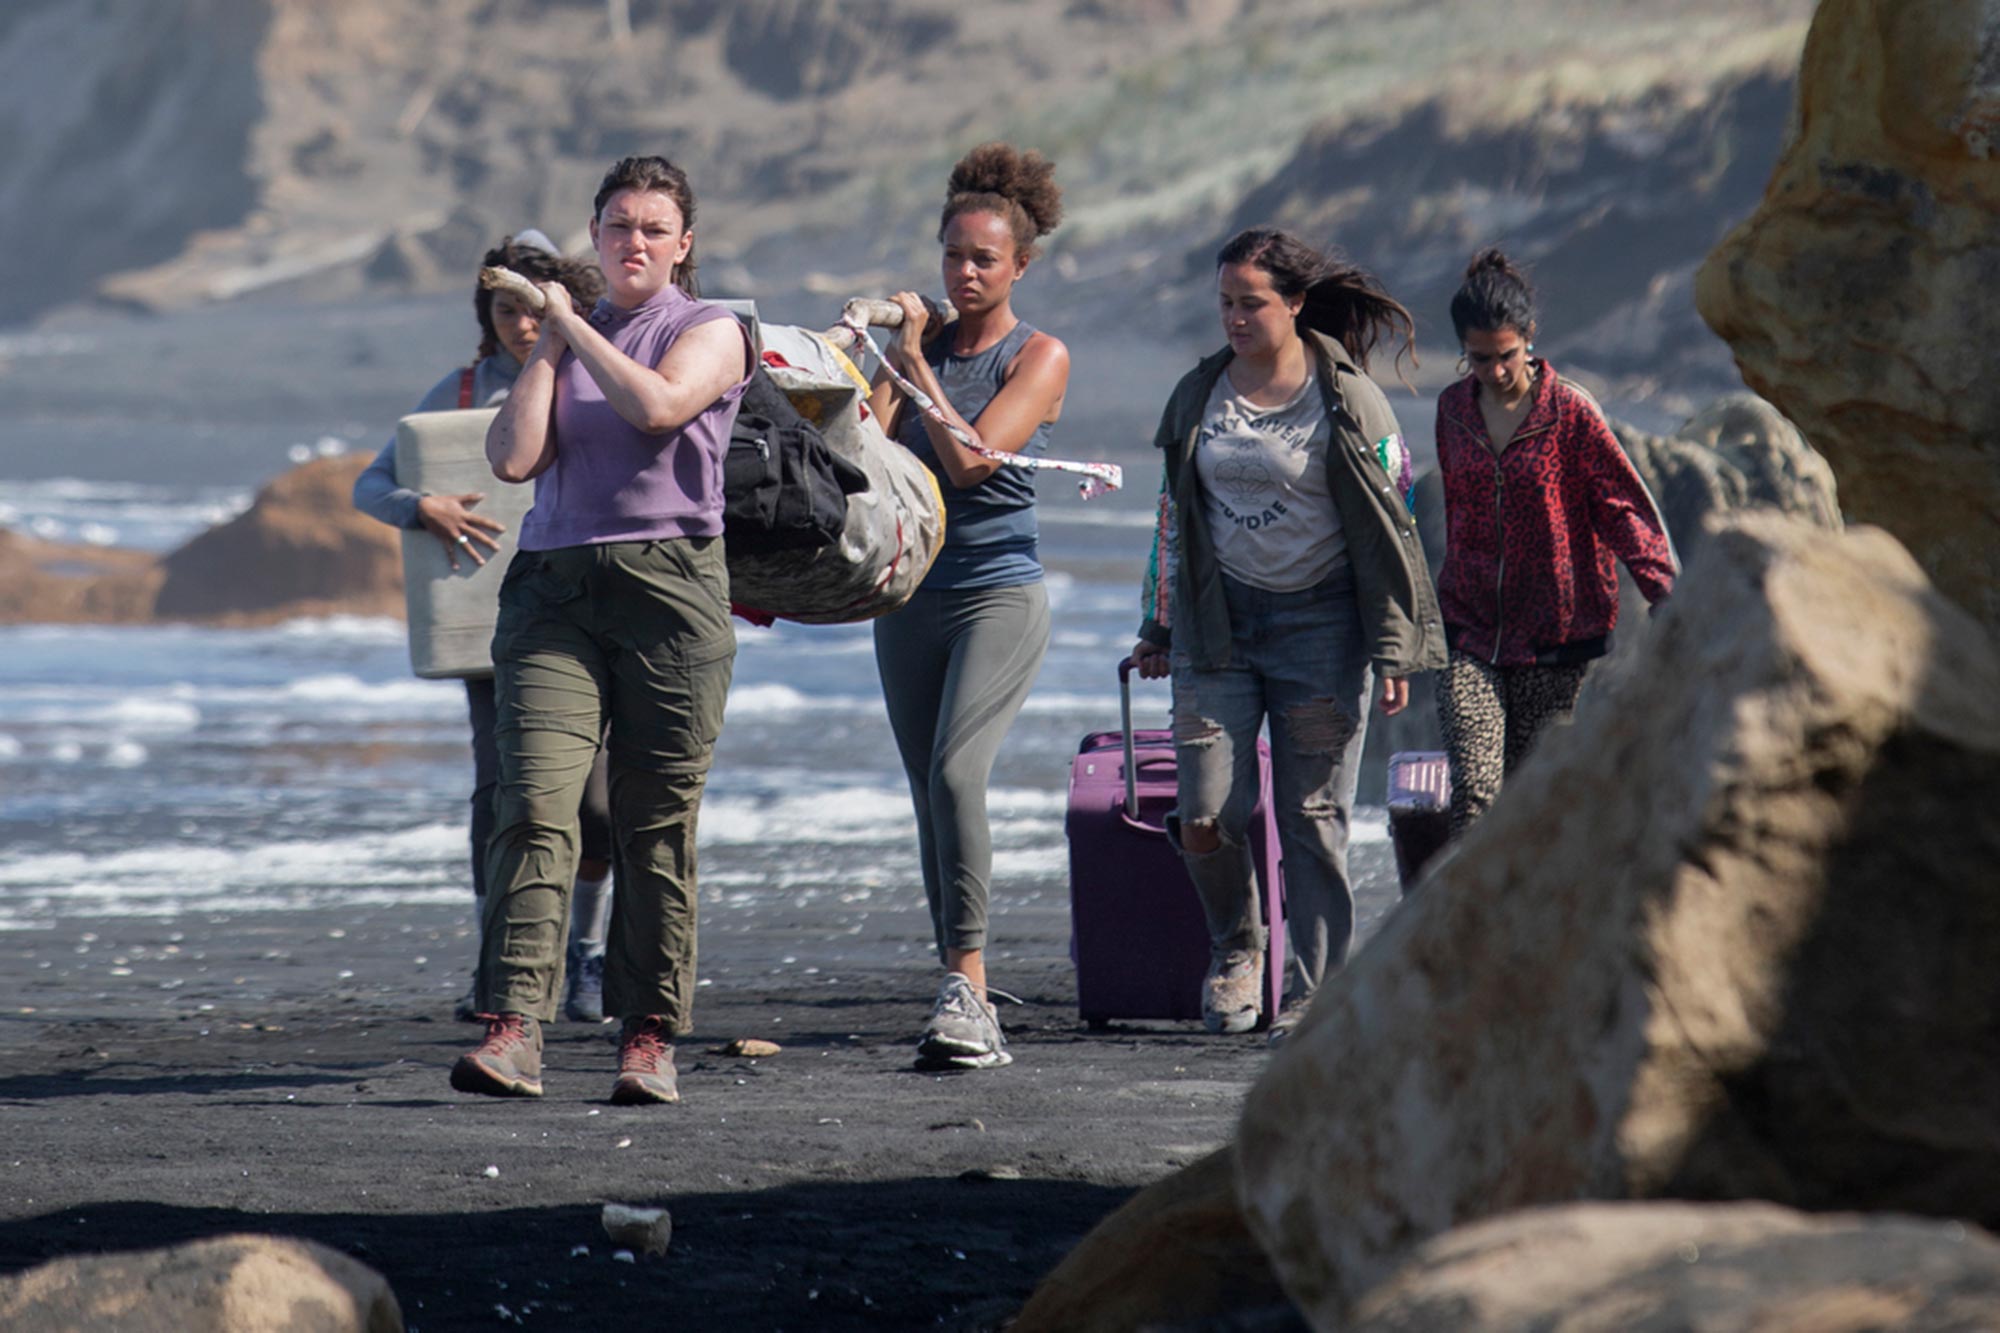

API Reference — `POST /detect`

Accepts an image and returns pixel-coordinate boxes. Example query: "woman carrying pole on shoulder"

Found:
[1433,248,1675,837]
[451,155,753,1105]
[1132,227,1444,1043]
[870,143,1071,1072]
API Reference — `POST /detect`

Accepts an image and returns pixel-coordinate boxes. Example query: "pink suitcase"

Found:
[1386,750,1452,891]
[1064,659,1286,1028]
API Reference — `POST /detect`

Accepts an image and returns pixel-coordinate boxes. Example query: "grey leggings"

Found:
[873,581,1051,960]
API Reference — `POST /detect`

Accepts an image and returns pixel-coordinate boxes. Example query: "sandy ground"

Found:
[0,857,1379,1331]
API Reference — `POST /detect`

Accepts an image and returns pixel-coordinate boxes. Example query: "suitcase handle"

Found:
[1117,656,1141,819]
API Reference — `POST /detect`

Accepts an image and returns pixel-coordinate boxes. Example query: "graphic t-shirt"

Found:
[1194,368,1343,591]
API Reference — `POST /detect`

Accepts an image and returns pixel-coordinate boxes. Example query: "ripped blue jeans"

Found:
[1170,566,1372,999]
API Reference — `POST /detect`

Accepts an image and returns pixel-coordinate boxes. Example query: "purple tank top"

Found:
[518,286,749,551]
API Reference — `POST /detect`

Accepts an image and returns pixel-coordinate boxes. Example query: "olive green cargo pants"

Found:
[478,537,734,1029]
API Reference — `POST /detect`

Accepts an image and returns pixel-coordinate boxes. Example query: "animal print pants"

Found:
[1437,649,1591,837]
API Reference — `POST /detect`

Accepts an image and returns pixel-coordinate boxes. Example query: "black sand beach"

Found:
[0,849,1396,1331]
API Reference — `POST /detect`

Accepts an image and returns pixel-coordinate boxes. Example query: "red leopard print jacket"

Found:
[1434,361,1676,666]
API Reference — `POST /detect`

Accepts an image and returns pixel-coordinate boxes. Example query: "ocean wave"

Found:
[0,693,202,732]
[0,478,253,552]
[0,823,467,897]
[283,674,458,708]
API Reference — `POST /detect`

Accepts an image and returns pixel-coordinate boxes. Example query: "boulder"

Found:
[1610,392,1839,568]
[1697,0,2000,631]
[1011,1147,1297,1333]
[153,454,405,623]
[0,529,161,625]
[0,1232,403,1331]
[1234,515,2000,1324]
[1350,1202,2000,1332]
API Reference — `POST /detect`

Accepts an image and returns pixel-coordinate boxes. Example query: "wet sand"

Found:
[0,851,1392,1331]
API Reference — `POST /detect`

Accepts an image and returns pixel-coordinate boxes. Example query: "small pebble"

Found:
[483,1165,500,1178]
[612,1250,636,1264]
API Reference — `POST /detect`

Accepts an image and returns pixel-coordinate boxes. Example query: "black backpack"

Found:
[722,365,870,555]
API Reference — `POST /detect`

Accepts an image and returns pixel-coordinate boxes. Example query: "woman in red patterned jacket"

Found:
[1434,248,1676,836]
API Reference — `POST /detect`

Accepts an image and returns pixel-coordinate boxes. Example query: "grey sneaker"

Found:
[916,972,1011,1070]
[564,946,608,1024]
[1202,949,1263,1035]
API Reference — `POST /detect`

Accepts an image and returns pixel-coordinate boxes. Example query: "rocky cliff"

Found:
[4,0,1814,404]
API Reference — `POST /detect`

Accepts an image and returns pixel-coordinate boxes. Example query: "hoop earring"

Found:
[1456,356,1470,377]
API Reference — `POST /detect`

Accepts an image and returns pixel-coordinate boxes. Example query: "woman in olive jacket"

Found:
[1132,226,1444,1041]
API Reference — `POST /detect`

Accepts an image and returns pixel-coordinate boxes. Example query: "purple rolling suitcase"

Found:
[1064,659,1286,1028]
[1387,750,1452,892]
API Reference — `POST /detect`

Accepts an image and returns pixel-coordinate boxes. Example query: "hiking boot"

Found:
[1201,949,1263,1035]
[564,946,608,1024]
[450,1013,543,1097]
[610,1016,679,1104]
[916,972,1011,1070]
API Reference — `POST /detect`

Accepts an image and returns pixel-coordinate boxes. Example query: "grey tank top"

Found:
[893,320,1050,590]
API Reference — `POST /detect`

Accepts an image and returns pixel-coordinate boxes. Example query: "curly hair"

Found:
[472,237,605,362]
[591,155,702,295]
[939,142,1064,260]
[1448,247,1537,343]
[1216,226,1417,381]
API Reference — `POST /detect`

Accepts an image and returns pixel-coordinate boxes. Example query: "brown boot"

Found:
[610,1016,679,1104]
[450,1013,544,1097]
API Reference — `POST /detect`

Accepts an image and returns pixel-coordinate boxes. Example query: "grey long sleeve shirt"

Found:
[351,351,524,529]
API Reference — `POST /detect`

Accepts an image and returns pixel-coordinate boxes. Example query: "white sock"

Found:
[569,872,612,956]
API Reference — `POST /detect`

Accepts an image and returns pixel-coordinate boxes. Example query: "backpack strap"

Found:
[457,366,476,409]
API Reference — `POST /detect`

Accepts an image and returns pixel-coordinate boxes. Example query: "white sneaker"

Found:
[916,972,1012,1070]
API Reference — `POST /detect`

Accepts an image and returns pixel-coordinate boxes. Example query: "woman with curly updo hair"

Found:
[869,142,1072,1071]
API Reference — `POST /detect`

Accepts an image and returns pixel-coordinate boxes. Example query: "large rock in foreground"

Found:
[1351,1202,2000,1331]
[154,454,404,623]
[1010,1147,1296,1332]
[1697,0,2000,630]
[0,1233,403,1331]
[1236,515,2000,1324]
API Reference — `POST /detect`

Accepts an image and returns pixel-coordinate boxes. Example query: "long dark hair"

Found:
[592,155,702,296]
[473,237,604,361]
[1216,227,1417,381]
[1449,247,1537,342]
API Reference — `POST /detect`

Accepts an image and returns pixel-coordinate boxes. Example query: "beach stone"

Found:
[1235,515,2000,1324]
[716,1038,781,1058]
[1350,1201,2000,1332]
[1697,0,2000,631]
[0,1232,403,1331]
[153,454,405,623]
[1011,1147,1297,1332]
[600,1203,672,1257]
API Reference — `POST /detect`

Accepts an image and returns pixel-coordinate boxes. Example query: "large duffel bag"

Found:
[727,325,945,624]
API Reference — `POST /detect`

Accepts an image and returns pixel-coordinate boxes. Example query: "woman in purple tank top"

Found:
[450,156,752,1108]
